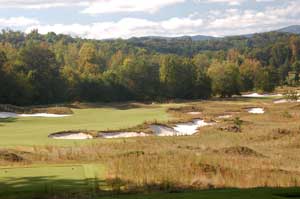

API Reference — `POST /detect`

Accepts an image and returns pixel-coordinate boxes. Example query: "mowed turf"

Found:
[0,106,172,146]
[0,164,105,198]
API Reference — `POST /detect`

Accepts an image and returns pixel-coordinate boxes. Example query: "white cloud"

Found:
[0,0,289,11]
[196,0,284,6]
[25,17,203,39]
[0,0,88,9]
[82,0,185,14]
[255,0,278,2]
[0,0,184,13]
[0,17,39,27]
[6,0,300,39]
[208,0,244,6]
[195,0,245,6]
[203,1,300,35]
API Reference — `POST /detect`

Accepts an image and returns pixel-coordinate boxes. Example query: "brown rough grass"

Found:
[2,98,300,191]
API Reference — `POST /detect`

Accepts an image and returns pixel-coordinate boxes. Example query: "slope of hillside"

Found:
[277,25,300,34]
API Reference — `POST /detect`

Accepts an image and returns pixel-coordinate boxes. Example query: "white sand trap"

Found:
[0,112,70,118]
[101,132,149,139]
[242,93,282,98]
[0,112,18,119]
[19,113,70,118]
[217,115,232,119]
[274,99,300,104]
[187,112,201,115]
[150,125,178,136]
[150,120,214,136]
[248,108,265,114]
[174,120,213,135]
[274,99,288,104]
[50,133,93,140]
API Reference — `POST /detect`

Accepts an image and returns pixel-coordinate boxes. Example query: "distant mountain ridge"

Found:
[129,35,218,42]
[276,25,300,34]
[129,25,300,42]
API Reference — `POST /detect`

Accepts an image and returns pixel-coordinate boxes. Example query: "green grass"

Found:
[1,98,300,199]
[0,164,105,198]
[1,162,299,199]
[0,106,171,146]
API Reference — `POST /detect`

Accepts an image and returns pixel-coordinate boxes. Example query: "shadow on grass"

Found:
[0,118,18,127]
[0,176,105,199]
[0,118,18,123]
[1,176,300,199]
[67,102,156,110]
[275,193,300,198]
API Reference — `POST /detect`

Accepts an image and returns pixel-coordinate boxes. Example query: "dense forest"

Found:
[0,29,300,105]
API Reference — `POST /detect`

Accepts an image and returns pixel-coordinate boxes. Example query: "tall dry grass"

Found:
[2,99,300,192]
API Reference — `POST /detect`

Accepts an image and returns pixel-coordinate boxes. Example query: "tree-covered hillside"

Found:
[0,30,299,105]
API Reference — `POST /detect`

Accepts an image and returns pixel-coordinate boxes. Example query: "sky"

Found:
[0,0,299,39]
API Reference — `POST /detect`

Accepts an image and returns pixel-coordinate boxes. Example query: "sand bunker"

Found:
[242,93,282,98]
[150,119,214,136]
[49,119,214,140]
[101,132,149,139]
[0,112,70,118]
[187,112,202,115]
[149,125,178,136]
[217,115,232,119]
[248,108,265,114]
[174,120,213,135]
[19,113,70,118]
[49,132,93,140]
[0,112,18,119]
[50,131,148,140]
[274,99,300,104]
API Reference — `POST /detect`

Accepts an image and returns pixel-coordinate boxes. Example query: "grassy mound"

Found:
[0,150,24,162]
[217,146,265,157]
[0,104,73,115]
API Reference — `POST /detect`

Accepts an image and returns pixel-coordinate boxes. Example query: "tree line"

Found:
[0,30,300,105]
